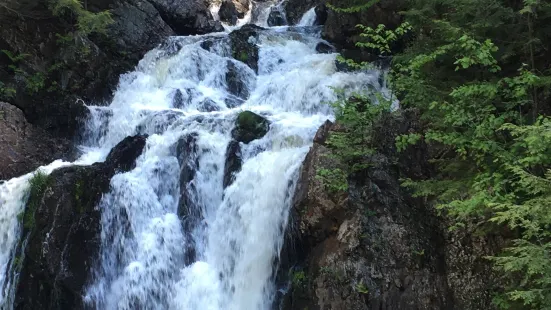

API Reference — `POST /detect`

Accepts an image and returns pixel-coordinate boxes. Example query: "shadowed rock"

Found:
[13,135,147,310]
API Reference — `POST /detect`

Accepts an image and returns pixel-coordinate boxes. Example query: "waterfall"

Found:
[0,5,387,310]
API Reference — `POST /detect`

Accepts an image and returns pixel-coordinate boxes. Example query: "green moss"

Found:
[291,270,307,288]
[235,51,248,62]
[74,179,85,214]
[23,171,51,230]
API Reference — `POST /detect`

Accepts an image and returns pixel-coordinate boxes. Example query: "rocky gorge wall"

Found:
[278,113,505,310]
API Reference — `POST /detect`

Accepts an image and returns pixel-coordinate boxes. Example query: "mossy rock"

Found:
[231,111,270,143]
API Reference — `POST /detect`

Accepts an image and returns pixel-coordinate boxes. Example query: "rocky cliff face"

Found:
[0,102,71,180]
[279,112,504,310]
[0,0,220,178]
[12,135,147,310]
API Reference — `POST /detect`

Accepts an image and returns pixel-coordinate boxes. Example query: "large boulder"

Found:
[225,61,251,101]
[13,135,147,310]
[148,0,223,34]
[231,111,270,144]
[0,102,72,180]
[229,24,264,73]
[278,112,504,309]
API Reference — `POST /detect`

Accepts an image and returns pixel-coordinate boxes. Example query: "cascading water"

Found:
[0,4,389,309]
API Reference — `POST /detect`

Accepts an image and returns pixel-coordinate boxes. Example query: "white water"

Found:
[297,8,317,26]
[0,6,388,310]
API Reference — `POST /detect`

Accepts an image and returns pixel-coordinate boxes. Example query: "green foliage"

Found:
[355,282,369,294]
[25,73,46,94]
[379,0,551,307]
[327,0,380,13]
[49,0,113,35]
[316,168,348,192]
[0,81,16,99]
[291,270,307,288]
[1,50,29,63]
[325,0,551,306]
[356,22,413,55]
[317,92,391,193]
[24,171,50,230]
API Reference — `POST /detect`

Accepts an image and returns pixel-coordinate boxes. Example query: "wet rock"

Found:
[231,111,270,144]
[14,135,147,310]
[0,102,72,180]
[148,0,223,35]
[315,42,334,54]
[225,96,245,109]
[176,133,200,220]
[197,98,219,112]
[219,0,240,25]
[267,7,287,26]
[226,61,250,100]
[136,110,183,135]
[175,133,201,265]
[172,88,199,109]
[223,140,242,188]
[229,24,265,73]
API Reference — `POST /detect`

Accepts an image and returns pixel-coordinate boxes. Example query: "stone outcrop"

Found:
[0,102,72,180]
[13,135,147,310]
[231,110,270,144]
[279,112,504,309]
[229,24,264,73]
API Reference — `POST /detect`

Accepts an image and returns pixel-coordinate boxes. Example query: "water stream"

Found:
[0,3,387,309]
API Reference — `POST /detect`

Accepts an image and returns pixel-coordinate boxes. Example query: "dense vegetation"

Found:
[327,0,551,308]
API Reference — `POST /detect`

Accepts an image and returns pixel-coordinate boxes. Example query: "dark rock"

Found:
[172,88,199,109]
[197,98,219,112]
[231,111,270,144]
[175,133,201,266]
[148,0,223,35]
[225,96,245,109]
[223,140,242,188]
[315,42,334,54]
[229,24,265,73]
[135,110,183,135]
[176,133,200,220]
[226,61,250,100]
[279,112,504,310]
[219,0,240,25]
[219,0,249,25]
[14,134,147,310]
[0,102,72,180]
[314,5,328,25]
[267,7,287,26]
